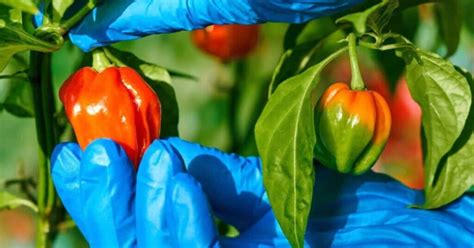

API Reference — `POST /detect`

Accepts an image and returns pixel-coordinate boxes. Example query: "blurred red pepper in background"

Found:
[191,24,260,62]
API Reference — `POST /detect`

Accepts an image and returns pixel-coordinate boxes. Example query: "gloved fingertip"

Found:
[82,138,129,167]
[138,139,184,185]
[165,137,231,169]
[68,32,99,53]
[167,173,218,247]
[51,142,82,177]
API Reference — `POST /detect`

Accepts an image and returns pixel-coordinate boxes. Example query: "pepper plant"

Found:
[0,0,472,247]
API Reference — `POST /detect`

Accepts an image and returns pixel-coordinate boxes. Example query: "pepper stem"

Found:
[92,48,112,72]
[348,33,365,91]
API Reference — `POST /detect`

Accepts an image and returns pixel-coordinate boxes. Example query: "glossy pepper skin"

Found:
[191,24,259,62]
[315,83,391,175]
[59,66,161,168]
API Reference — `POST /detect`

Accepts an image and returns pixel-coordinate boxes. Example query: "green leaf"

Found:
[0,0,38,14]
[52,0,74,22]
[255,48,347,248]
[104,47,179,137]
[2,79,34,118]
[0,70,28,81]
[270,20,342,97]
[167,70,198,82]
[366,0,399,34]
[421,67,474,209]
[0,20,59,72]
[0,190,38,212]
[269,42,320,97]
[435,0,462,57]
[336,0,399,35]
[283,18,338,51]
[372,6,420,90]
[0,5,22,24]
[283,23,308,51]
[463,0,474,33]
[401,48,472,209]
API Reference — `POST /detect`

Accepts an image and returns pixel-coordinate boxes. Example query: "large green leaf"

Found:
[2,79,34,117]
[255,48,347,247]
[435,0,462,57]
[0,190,38,212]
[421,67,474,208]
[401,48,472,209]
[0,0,38,14]
[104,47,179,137]
[0,14,59,72]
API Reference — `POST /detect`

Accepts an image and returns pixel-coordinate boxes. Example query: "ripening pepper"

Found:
[191,24,259,61]
[314,83,391,175]
[59,66,161,168]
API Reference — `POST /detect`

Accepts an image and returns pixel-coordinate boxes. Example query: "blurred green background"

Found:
[1,4,474,247]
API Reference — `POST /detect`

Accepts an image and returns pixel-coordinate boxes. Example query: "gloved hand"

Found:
[68,0,365,51]
[51,137,474,247]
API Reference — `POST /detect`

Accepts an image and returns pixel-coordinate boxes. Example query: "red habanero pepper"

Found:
[59,66,161,168]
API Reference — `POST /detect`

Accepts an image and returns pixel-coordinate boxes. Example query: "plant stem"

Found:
[60,0,99,34]
[92,48,112,71]
[228,61,245,153]
[347,33,365,91]
[30,51,58,248]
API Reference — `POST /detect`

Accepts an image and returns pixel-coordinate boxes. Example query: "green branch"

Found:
[30,51,58,248]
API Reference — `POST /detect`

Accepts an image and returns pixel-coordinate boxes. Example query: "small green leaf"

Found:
[435,0,462,57]
[255,48,347,248]
[367,0,399,34]
[336,0,398,35]
[52,0,74,22]
[336,0,387,34]
[372,6,419,90]
[0,190,38,212]
[270,20,342,96]
[0,70,28,81]
[0,5,22,24]
[0,0,38,14]
[104,47,179,137]
[167,70,198,82]
[283,23,308,51]
[3,79,34,118]
[269,42,320,97]
[400,48,472,209]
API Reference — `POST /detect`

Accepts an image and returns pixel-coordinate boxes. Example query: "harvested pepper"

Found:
[60,66,161,168]
[314,83,391,175]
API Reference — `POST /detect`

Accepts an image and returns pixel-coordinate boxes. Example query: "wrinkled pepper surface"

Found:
[315,83,391,175]
[60,66,161,168]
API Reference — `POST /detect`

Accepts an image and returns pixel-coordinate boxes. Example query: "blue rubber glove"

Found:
[51,138,474,247]
[68,0,365,51]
